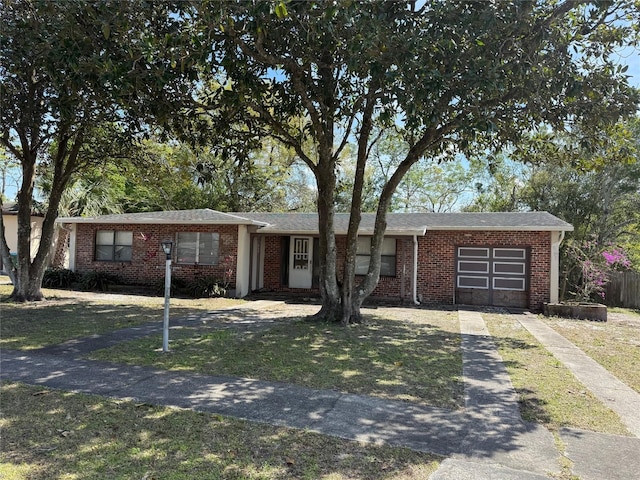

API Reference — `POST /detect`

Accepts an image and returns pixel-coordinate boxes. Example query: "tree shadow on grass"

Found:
[0,299,205,350]
[88,311,465,410]
[0,382,441,480]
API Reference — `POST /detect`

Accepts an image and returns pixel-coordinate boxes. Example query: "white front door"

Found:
[289,236,313,288]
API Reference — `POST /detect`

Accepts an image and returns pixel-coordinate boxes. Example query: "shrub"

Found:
[185,276,227,298]
[153,276,188,297]
[79,271,120,292]
[42,268,77,288]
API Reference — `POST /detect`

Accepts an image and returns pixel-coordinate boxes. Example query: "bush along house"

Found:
[55,209,573,311]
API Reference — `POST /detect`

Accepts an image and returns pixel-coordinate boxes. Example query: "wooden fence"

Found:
[605,271,640,309]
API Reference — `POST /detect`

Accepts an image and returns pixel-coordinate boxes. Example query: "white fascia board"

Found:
[426,225,574,232]
[255,228,427,236]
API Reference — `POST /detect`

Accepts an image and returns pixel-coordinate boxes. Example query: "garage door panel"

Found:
[458,276,489,288]
[456,246,528,308]
[492,290,528,308]
[493,262,525,275]
[493,277,525,291]
[457,288,490,306]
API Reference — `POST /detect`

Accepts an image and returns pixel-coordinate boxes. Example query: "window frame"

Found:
[355,237,397,277]
[94,230,133,262]
[176,232,220,265]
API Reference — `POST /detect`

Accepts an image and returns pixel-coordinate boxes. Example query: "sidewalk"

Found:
[2,304,640,479]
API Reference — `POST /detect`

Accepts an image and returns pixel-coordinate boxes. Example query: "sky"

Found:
[615,46,640,88]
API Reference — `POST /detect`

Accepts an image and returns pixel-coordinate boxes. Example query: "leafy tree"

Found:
[465,154,529,212]
[181,0,638,323]
[38,136,317,216]
[183,1,639,323]
[468,118,640,297]
[0,0,193,300]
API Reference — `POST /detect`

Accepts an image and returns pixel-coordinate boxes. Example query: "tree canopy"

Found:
[179,0,639,323]
[0,0,195,300]
[2,0,639,315]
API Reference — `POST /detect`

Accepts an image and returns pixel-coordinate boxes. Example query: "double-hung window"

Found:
[176,232,220,265]
[95,230,133,261]
[355,237,397,277]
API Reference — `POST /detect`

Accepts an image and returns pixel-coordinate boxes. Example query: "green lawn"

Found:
[3,282,637,476]
[90,308,464,410]
[0,382,441,480]
[0,284,244,350]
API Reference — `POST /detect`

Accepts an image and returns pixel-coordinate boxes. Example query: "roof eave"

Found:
[55,217,268,226]
[255,228,428,236]
[426,225,574,232]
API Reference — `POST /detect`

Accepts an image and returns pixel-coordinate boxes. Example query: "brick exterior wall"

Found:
[72,224,552,310]
[73,223,238,286]
[260,230,551,310]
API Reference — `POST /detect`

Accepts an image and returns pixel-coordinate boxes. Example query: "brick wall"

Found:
[78,225,554,309]
[416,230,551,310]
[74,223,238,286]
[260,230,551,310]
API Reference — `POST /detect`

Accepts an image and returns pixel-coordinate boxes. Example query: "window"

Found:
[177,232,219,265]
[355,237,396,277]
[95,230,132,261]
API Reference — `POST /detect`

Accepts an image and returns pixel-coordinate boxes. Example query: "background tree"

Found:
[0,0,193,300]
[184,1,639,323]
[467,118,640,299]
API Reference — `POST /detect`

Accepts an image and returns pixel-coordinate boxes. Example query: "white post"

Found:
[162,255,171,352]
[160,240,173,353]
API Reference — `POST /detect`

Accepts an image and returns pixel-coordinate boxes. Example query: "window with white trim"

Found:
[95,230,133,261]
[355,237,396,277]
[176,232,220,265]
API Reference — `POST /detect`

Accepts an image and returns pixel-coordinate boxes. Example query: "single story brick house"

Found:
[55,209,573,310]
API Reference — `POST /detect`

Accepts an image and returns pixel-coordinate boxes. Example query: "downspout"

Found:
[413,235,420,305]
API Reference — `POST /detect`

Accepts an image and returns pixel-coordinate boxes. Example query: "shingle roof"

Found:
[1,201,45,216]
[56,209,573,233]
[56,209,268,226]
[236,211,573,234]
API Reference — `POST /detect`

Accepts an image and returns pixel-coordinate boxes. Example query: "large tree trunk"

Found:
[10,151,41,301]
[341,133,441,323]
[311,158,342,322]
[9,129,80,302]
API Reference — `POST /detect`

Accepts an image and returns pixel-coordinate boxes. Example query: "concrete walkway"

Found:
[2,303,640,479]
[516,312,640,437]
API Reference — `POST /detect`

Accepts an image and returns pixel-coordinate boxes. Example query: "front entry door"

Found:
[289,236,313,288]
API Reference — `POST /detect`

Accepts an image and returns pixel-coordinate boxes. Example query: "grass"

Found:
[4,280,636,457]
[0,284,244,350]
[542,309,640,394]
[90,308,464,410]
[0,382,441,480]
[483,312,631,436]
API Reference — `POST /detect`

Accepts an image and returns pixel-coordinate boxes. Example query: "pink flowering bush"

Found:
[563,238,631,302]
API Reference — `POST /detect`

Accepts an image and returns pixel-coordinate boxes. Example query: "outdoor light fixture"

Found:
[160,240,174,353]
[161,240,173,259]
